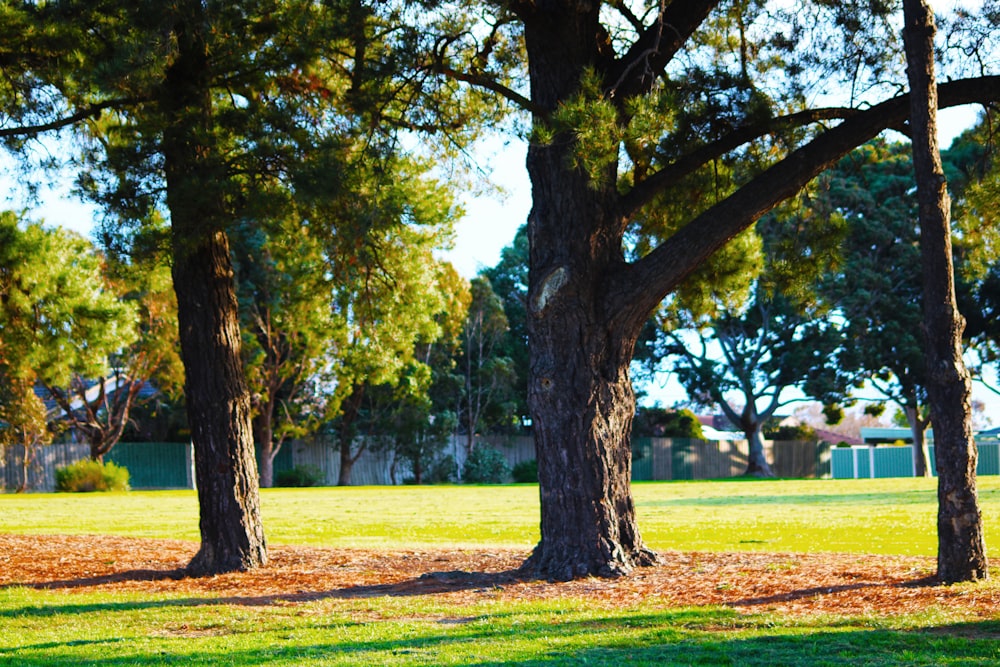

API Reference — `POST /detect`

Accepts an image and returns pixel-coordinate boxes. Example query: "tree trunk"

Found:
[903,0,987,583]
[744,425,774,478]
[903,404,930,478]
[336,384,366,486]
[254,414,275,489]
[162,2,266,575]
[519,4,656,580]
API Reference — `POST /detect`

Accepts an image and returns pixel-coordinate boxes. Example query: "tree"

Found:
[231,219,336,489]
[420,1,1000,578]
[663,286,847,477]
[3,0,497,573]
[481,225,530,426]
[319,163,467,486]
[45,252,181,462]
[0,212,137,486]
[903,0,987,582]
[456,276,517,456]
[818,141,935,476]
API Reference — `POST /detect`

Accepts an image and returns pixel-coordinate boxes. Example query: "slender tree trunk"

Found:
[903,404,930,478]
[903,0,987,582]
[336,384,366,486]
[254,414,275,488]
[161,2,266,575]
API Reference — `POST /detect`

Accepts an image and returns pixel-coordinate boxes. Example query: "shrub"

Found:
[462,443,511,484]
[511,459,538,483]
[424,455,458,484]
[274,464,324,487]
[55,459,130,492]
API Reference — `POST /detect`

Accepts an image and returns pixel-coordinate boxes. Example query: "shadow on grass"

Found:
[4,608,1000,666]
[0,566,530,617]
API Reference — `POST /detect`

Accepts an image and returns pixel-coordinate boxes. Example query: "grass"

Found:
[3,476,1000,555]
[3,587,999,666]
[3,477,1000,665]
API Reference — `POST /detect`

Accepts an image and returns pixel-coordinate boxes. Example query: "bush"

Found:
[511,459,538,483]
[55,459,130,492]
[462,443,511,484]
[274,464,324,487]
[424,455,458,484]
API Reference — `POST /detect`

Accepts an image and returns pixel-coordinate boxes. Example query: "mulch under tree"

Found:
[2,534,998,617]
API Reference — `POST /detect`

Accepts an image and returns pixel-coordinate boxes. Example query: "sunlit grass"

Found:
[4,478,1000,665]
[2,586,999,666]
[2,477,999,556]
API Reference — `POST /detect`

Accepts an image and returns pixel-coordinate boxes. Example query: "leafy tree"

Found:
[2,0,495,573]
[45,251,181,462]
[632,407,704,439]
[231,218,336,488]
[903,0,987,582]
[323,175,466,486]
[481,225,530,426]
[813,141,935,475]
[456,276,517,455]
[0,212,137,486]
[418,0,1000,579]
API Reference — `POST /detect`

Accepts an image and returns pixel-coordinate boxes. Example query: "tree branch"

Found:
[611,75,1000,323]
[604,0,718,101]
[617,107,864,220]
[0,98,138,138]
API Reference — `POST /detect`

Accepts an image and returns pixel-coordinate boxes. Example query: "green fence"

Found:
[106,442,193,489]
[833,442,1000,479]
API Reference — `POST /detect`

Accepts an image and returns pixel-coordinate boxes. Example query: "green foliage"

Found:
[55,459,130,492]
[422,455,458,485]
[511,459,538,483]
[273,465,324,488]
[462,443,511,484]
[633,407,705,439]
[762,421,817,441]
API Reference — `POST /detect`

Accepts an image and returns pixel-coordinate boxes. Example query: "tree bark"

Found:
[161,1,266,575]
[903,0,987,583]
[519,5,657,580]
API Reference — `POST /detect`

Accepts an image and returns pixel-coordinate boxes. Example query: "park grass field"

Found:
[3,477,1000,665]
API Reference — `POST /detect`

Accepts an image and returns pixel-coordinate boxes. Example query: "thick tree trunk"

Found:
[903,0,987,583]
[162,2,266,575]
[744,426,774,478]
[519,3,656,580]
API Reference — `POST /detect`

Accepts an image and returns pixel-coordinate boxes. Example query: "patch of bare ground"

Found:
[2,534,998,618]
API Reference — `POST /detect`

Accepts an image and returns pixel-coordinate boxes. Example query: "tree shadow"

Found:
[1,565,534,616]
[729,573,942,608]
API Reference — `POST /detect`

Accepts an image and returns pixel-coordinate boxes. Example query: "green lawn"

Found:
[3,476,1000,555]
[3,477,1000,665]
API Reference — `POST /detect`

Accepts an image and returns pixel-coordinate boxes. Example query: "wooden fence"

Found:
[2,435,830,492]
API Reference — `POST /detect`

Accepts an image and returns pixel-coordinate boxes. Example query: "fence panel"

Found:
[106,442,193,489]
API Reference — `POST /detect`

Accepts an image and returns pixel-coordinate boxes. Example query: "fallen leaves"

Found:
[1,534,997,618]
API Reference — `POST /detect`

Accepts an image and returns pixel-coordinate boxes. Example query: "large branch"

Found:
[617,106,865,221]
[0,98,137,138]
[610,75,1000,323]
[604,0,719,101]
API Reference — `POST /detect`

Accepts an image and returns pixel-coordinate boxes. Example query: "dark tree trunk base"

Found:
[520,543,660,581]
[186,542,267,577]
